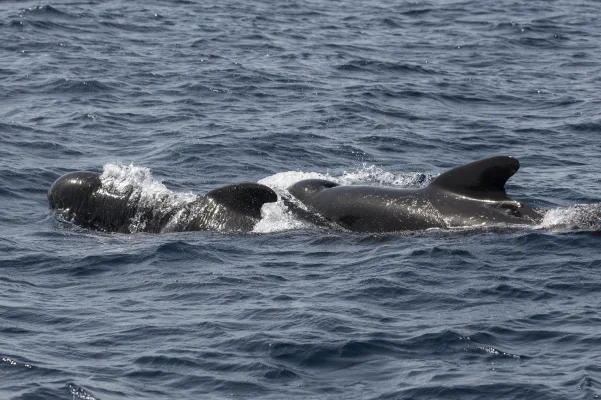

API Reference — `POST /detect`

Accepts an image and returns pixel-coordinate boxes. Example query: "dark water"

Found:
[2,0,601,398]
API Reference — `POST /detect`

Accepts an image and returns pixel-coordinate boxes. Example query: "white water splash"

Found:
[100,164,195,232]
[100,163,194,201]
[538,204,601,231]
[257,164,433,192]
[339,163,433,187]
[257,170,332,192]
[252,201,310,233]
[254,171,330,233]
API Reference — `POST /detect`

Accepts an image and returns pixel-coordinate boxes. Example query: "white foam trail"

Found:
[538,204,601,231]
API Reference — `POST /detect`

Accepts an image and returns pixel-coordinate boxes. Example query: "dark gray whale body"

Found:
[48,171,277,233]
[288,156,544,232]
[49,156,544,234]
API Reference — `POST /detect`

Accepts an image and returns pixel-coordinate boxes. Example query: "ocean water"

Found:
[1,0,601,398]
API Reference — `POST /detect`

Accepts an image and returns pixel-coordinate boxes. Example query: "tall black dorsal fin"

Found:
[429,156,520,201]
[206,183,278,218]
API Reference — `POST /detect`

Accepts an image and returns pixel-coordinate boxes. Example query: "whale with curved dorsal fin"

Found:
[48,171,277,233]
[287,156,544,232]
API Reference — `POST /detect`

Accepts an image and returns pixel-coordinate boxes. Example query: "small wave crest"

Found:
[1,356,32,369]
[68,384,98,400]
[20,5,75,18]
[41,79,114,94]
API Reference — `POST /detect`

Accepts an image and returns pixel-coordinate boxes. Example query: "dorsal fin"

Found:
[429,156,520,201]
[206,183,278,218]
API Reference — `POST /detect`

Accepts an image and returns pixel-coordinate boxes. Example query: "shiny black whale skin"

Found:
[287,156,545,233]
[49,156,545,234]
[48,171,278,233]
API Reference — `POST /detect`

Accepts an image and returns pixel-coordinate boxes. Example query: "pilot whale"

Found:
[287,156,545,232]
[48,171,277,233]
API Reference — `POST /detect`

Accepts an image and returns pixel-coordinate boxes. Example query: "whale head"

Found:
[48,171,103,212]
[288,179,339,204]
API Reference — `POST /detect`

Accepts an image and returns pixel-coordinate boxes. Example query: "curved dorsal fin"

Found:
[429,156,520,201]
[206,183,277,218]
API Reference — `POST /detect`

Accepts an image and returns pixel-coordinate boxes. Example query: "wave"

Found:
[40,79,115,94]
[20,5,77,19]
[68,384,99,400]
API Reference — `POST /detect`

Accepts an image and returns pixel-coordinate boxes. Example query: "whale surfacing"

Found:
[48,156,546,234]
[48,171,277,233]
[287,156,544,232]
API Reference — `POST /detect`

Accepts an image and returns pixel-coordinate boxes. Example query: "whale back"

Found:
[285,156,543,232]
[429,156,520,201]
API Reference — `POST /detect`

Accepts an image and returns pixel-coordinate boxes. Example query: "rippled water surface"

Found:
[2,0,601,399]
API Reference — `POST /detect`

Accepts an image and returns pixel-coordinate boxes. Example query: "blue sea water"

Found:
[2,0,601,398]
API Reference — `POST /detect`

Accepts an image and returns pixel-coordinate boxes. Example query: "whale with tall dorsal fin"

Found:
[287,156,544,232]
